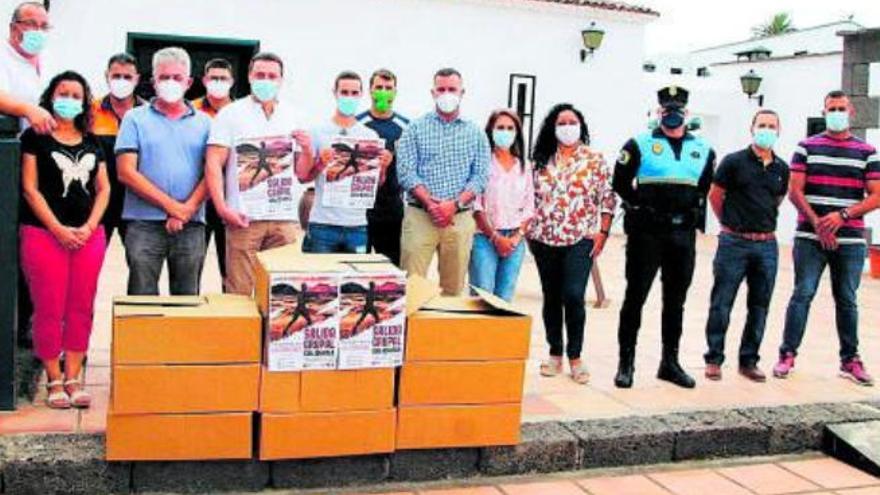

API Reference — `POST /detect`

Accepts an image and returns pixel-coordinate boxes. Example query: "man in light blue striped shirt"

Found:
[397,68,490,295]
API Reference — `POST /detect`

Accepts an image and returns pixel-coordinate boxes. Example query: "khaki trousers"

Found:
[226,221,300,295]
[400,206,476,296]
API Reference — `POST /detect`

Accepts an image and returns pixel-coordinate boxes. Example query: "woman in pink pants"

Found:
[19,71,110,409]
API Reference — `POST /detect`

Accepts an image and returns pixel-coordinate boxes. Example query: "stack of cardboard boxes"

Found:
[397,288,531,449]
[106,295,262,461]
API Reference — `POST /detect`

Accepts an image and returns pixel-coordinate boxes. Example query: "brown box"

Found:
[300,368,394,412]
[259,409,395,460]
[259,367,301,413]
[399,360,525,406]
[112,294,261,365]
[111,364,260,414]
[396,404,521,450]
[106,411,252,461]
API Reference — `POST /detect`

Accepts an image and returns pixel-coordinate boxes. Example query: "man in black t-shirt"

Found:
[357,69,409,265]
[703,109,789,383]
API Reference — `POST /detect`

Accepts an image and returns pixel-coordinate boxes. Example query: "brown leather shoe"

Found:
[739,366,767,382]
[705,364,722,381]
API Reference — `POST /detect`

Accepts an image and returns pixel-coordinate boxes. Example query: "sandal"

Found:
[45,380,71,409]
[540,357,563,377]
[64,378,91,409]
[570,362,591,385]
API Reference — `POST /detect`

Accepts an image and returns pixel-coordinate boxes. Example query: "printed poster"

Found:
[321,136,385,209]
[235,135,299,220]
[337,272,407,369]
[266,273,339,371]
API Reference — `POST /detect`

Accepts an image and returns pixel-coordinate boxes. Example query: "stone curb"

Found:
[3,402,879,493]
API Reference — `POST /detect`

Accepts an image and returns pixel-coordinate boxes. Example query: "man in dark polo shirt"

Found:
[704,109,789,382]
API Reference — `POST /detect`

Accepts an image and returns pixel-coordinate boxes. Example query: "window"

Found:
[697,67,710,77]
[807,117,826,137]
[508,74,536,153]
[670,67,683,75]
[642,62,656,73]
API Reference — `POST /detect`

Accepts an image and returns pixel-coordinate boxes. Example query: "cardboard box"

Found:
[405,288,531,362]
[259,367,301,413]
[397,404,521,450]
[259,409,395,460]
[112,364,260,414]
[106,411,252,461]
[399,361,526,406]
[112,294,261,365]
[300,368,394,412]
[338,270,407,369]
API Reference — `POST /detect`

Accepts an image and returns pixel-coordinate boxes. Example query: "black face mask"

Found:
[661,109,685,129]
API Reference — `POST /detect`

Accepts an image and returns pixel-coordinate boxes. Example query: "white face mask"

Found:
[206,80,232,99]
[555,124,581,146]
[156,79,185,103]
[109,78,135,99]
[435,92,461,114]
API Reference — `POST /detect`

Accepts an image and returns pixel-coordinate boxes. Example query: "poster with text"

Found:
[337,272,407,369]
[266,273,339,371]
[321,136,385,209]
[236,135,298,220]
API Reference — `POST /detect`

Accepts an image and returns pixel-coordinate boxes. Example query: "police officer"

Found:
[612,86,716,389]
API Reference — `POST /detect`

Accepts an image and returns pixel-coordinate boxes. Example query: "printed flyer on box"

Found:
[267,273,339,371]
[321,136,385,209]
[337,272,407,369]
[235,135,299,220]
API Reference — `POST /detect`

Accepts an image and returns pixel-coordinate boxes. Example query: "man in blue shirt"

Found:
[357,68,409,265]
[116,47,211,295]
[397,68,490,296]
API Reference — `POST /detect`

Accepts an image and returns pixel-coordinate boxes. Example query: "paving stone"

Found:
[479,422,579,476]
[738,404,837,454]
[390,449,479,482]
[820,402,880,424]
[1,433,130,494]
[566,415,675,469]
[131,460,268,493]
[660,410,768,461]
[272,455,389,489]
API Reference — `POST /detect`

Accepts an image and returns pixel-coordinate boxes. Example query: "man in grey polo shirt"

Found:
[116,47,211,295]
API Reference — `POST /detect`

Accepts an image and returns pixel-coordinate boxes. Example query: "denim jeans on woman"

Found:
[704,234,778,367]
[468,230,526,302]
[780,238,866,361]
[125,220,206,296]
[529,238,593,360]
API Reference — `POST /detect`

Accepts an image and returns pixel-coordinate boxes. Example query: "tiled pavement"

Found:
[343,456,880,495]
[2,233,879,433]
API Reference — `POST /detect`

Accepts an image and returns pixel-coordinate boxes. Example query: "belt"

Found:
[721,226,775,242]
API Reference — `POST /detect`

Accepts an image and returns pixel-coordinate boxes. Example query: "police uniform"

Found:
[612,86,716,389]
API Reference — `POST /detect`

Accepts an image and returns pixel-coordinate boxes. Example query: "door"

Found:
[508,74,536,154]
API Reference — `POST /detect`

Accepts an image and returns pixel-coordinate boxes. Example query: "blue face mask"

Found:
[53,97,83,120]
[251,79,279,102]
[661,109,685,129]
[825,111,850,132]
[337,96,360,117]
[752,128,778,150]
[492,129,516,150]
[20,29,47,55]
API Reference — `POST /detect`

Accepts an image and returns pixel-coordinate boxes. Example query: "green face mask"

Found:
[372,89,394,113]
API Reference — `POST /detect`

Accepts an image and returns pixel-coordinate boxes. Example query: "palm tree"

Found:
[751,13,796,38]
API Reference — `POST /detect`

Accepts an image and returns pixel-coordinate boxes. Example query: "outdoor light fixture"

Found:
[740,69,765,106]
[580,22,605,62]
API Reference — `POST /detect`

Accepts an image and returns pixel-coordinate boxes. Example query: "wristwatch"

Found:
[840,209,851,221]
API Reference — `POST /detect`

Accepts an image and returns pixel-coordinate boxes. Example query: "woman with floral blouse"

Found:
[527,103,616,385]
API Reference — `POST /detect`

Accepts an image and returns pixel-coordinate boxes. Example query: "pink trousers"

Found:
[20,225,107,361]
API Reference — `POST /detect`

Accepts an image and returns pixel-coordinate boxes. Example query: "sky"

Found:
[641,0,880,55]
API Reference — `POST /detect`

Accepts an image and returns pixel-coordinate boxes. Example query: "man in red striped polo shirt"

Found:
[774,90,880,385]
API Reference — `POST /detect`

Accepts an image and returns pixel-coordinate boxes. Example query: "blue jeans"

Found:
[468,231,526,302]
[780,238,866,361]
[307,223,368,254]
[704,234,778,367]
[124,220,206,296]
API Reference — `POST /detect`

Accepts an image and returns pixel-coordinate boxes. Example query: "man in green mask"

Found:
[357,68,410,265]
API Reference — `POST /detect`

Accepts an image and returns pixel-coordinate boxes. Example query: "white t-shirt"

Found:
[208,96,303,220]
[0,42,44,129]
[308,120,380,227]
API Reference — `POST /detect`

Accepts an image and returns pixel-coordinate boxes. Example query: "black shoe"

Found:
[615,350,635,388]
[657,348,696,389]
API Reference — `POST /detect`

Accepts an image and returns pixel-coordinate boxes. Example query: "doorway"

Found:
[508,74,536,153]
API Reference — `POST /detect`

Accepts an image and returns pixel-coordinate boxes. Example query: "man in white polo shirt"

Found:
[0,1,54,133]
[205,52,312,295]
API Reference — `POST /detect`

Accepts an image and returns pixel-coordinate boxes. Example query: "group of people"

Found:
[1,2,878,411]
